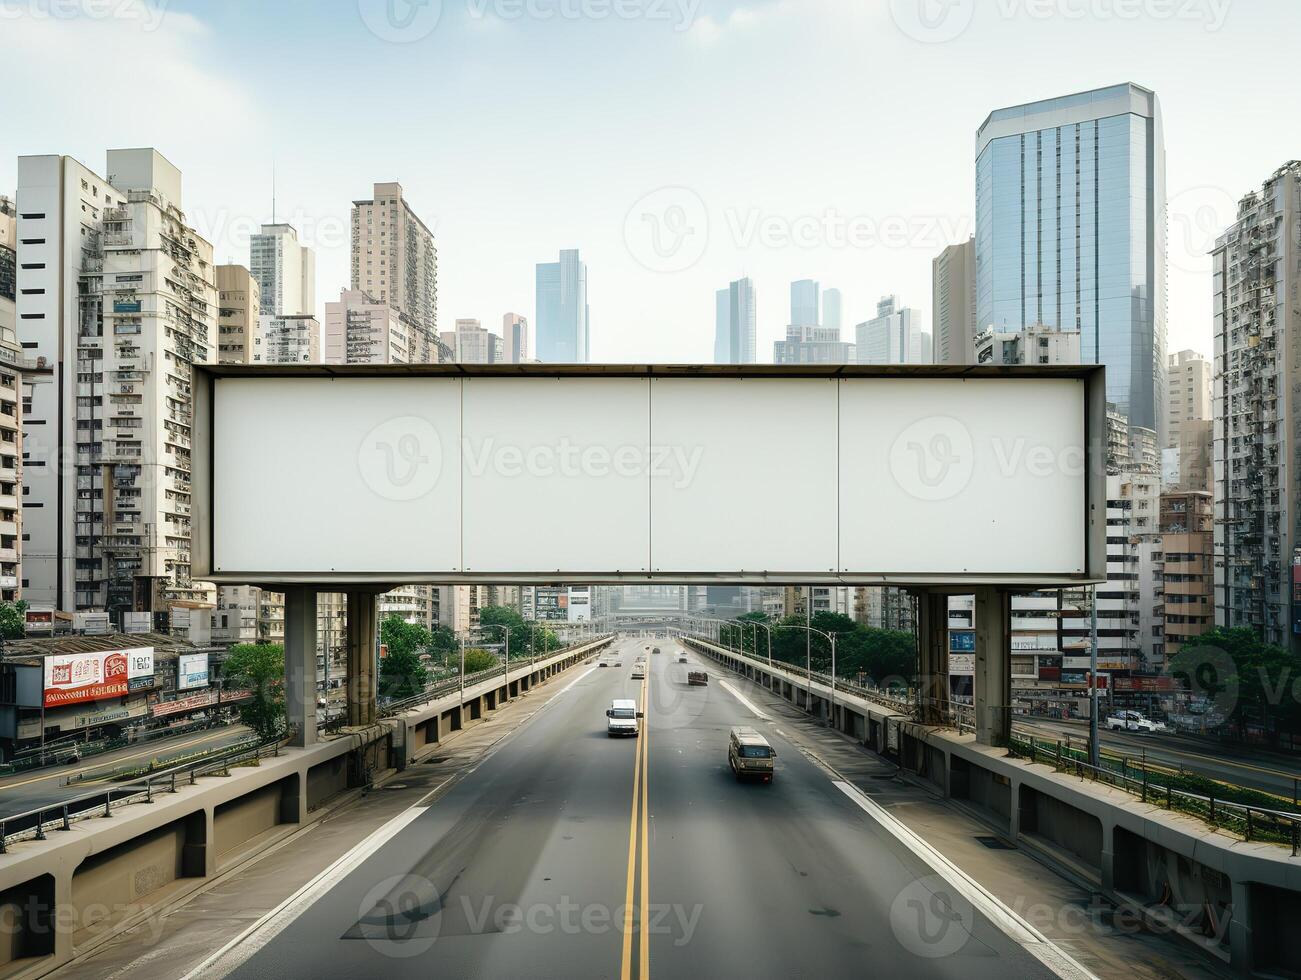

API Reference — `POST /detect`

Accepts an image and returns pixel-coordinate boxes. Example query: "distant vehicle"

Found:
[688,670,708,686]
[606,698,642,737]
[652,646,661,655]
[631,662,646,679]
[598,661,609,668]
[677,653,688,664]
[728,726,775,783]
[1107,710,1166,733]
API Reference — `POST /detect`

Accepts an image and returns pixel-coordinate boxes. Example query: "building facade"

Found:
[976,82,1167,440]
[215,265,261,364]
[933,238,976,365]
[855,295,930,365]
[501,313,530,363]
[535,249,588,363]
[1212,160,1301,649]
[259,314,320,363]
[714,276,756,364]
[17,149,216,618]
[249,223,315,318]
[351,182,437,338]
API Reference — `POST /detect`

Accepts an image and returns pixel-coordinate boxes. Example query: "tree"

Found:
[222,643,285,741]
[0,600,27,641]
[380,646,429,701]
[380,615,433,662]
[461,648,498,674]
[1170,627,1301,741]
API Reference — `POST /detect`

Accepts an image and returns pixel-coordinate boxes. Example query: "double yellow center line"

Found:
[620,670,650,980]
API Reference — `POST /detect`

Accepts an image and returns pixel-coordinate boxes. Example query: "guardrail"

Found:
[0,738,284,855]
[1007,727,1301,855]
[378,635,615,718]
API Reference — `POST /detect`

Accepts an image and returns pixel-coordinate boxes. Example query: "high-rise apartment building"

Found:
[1163,349,1212,492]
[260,314,320,363]
[443,318,499,364]
[714,276,756,364]
[976,324,1080,365]
[501,313,530,363]
[249,223,315,318]
[351,182,437,338]
[933,238,976,365]
[17,149,215,616]
[0,330,36,604]
[855,295,930,365]
[535,249,588,362]
[1160,489,1213,663]
[976,83,1167,440]
[215,265,261,364]
[790,279,819,327]
[0,196,15,335]
[324,288,444,364]
[1212,161,1301,650]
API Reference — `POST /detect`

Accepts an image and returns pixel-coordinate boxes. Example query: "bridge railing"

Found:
[0,738,286,854]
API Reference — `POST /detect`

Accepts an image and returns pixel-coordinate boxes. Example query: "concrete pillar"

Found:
[346,590,378,728]
[284,587,318,748]
[915,591,949,725]
[974,587,1011,747]
[1229,879,1253,972]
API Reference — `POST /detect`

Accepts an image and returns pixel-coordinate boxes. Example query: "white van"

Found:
[606,698,642,737]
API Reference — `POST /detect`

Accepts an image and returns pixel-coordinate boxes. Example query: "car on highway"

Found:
[1107,710,1167,733]
[606,699,642,737]
[652,646,661,655]
[597,661,609,668]
[677,653,688,664]
[728,726,775,783]
[688,670,708,686]
[631,661,646,679]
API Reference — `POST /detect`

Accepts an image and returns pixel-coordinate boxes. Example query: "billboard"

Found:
[43,647,155,708]
[177,652,210,691]
[195,365,1105,587]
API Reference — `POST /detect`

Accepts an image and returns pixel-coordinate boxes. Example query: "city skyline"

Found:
[6,2,1296,364]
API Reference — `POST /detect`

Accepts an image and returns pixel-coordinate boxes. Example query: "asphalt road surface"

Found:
[207,638,1079,979]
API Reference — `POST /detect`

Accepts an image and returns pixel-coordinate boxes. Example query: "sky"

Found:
[2,0,1297,363]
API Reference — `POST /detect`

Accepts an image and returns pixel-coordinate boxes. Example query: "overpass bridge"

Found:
[5,364,1298,978]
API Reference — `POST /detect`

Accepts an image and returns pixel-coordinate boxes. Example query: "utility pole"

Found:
[1089,585,1100,768]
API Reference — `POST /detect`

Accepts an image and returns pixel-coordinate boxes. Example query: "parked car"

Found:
[1107,710,1167,733]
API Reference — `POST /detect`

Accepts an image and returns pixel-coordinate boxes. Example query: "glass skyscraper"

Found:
[975,83,1166,436]
[714,276,756,363]
[535,248,589,362]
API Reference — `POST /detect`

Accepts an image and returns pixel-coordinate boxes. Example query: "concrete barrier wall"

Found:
[684,636,1301,976]
[0,634,613,980]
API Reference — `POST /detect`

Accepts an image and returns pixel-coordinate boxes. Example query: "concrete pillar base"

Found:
[285,587,318,748]
[974,587,1012,748]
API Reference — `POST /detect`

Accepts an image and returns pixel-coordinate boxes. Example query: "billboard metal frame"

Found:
[193,363,1108,589]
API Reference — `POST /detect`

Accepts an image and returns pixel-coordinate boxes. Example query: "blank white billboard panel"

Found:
[649,379,838,573]
[461,378,651,574]
[198,367,1100,585]
[838,378,1086,576]
[212,377,462,575]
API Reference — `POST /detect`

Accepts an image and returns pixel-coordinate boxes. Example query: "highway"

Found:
[0,724,254,820]
[1017,717,1301,802]
[200,637,1079,979]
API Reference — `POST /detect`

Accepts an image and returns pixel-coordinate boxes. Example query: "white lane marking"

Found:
[831,780,1097,980]
[719,680,770,720]
[181,791,439,979]
[546,665,598,704]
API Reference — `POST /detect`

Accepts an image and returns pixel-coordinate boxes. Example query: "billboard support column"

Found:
[974,587,1012,748]
[915,591,949,727]
[347,591,378,728]
[285,587,318,748]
